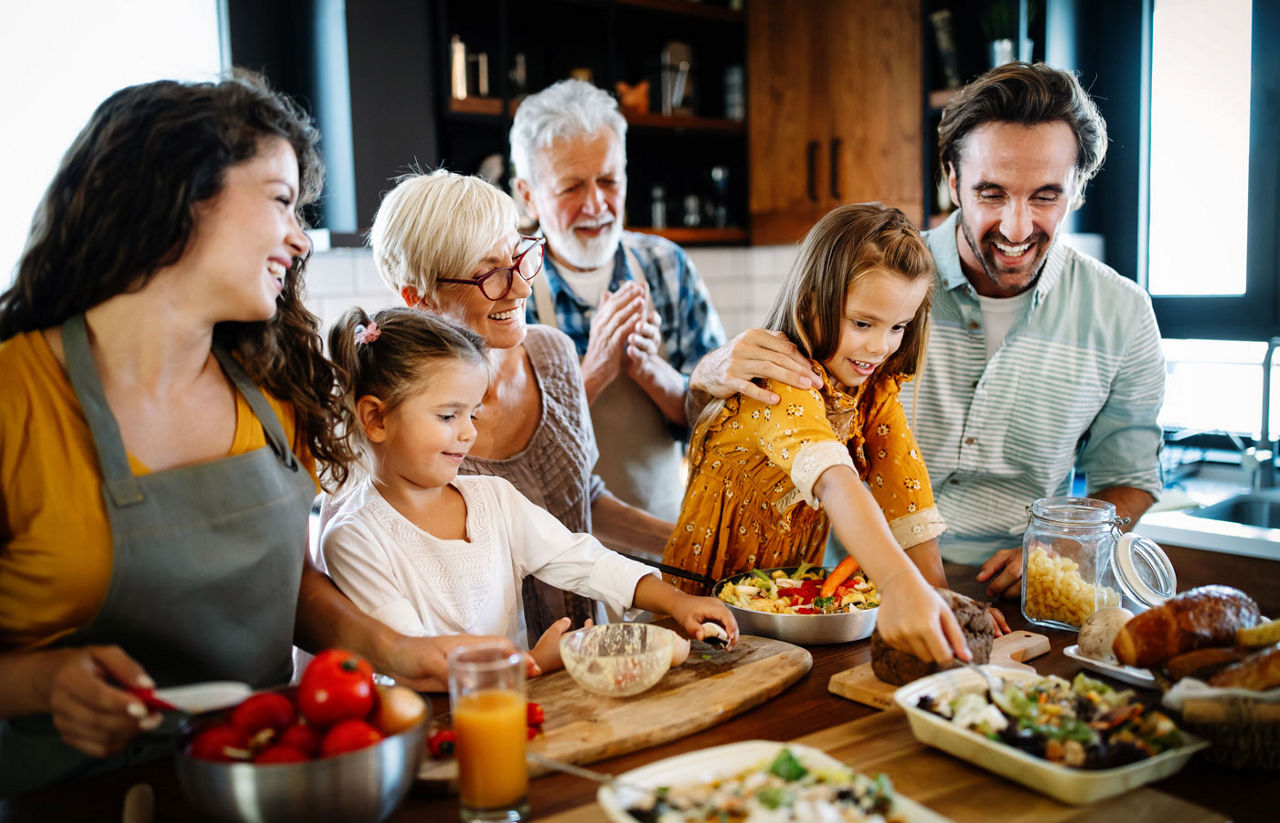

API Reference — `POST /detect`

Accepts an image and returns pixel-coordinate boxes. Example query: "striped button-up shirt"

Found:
[902,211,1166,564]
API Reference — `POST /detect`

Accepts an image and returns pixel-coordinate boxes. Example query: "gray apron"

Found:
[0,315,314,795]
[533,243,685,525]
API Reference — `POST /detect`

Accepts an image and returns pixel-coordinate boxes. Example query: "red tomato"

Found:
[526,725,538,740]
[277,722,321,756]
[230,692,296,735]
[526,701,545,728]
[320,719,385,757]
[298,649,376,727]
[255,745,310,764]
[427,729,457,759]
[189,724,250,762]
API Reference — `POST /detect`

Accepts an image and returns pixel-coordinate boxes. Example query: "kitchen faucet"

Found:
[1253,336,1280,489]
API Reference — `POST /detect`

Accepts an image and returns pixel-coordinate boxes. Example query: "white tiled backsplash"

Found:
[301,244,801,344]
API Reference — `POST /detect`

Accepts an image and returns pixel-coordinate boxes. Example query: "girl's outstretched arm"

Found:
[814,466,970,665]
[630,575,740,648]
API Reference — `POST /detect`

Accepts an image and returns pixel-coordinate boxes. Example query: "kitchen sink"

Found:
[1134,463,1280,559]
[1187,491,1280,530]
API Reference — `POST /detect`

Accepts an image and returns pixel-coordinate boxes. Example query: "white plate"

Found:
[596,740,948,822]
[893,667,1208,806]
[1063,644,1157,688]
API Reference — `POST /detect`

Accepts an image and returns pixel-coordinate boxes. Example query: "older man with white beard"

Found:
[510,79,727,525]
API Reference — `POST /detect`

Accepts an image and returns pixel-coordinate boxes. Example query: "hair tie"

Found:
[354,321,381,345]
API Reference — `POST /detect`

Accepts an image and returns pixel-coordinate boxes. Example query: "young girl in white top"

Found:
[321,307,737,675]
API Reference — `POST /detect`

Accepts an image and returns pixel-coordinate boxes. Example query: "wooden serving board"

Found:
[418,633,811,789]
[828,630,1051,710]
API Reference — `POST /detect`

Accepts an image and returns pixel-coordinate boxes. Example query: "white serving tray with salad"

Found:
[893,666,1207,806]
[597,740,948,823]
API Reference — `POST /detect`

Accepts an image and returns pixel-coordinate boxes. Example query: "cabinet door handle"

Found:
[829,137,842,201]
[806,140,819,202]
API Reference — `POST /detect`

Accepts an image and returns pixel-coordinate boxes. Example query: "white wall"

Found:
[301,244,802,344]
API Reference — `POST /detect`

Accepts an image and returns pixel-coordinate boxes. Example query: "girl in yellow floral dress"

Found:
[664,203,970,664]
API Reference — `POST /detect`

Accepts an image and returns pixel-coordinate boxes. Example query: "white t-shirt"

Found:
[320,475,656,649]
[555,262,613,307]
[975,288,1034,361]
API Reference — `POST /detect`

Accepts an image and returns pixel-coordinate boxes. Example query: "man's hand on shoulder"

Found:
[687,329,821,417]
[581,281,647,404]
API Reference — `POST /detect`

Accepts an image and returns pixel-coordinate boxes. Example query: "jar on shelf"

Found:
[1021,497,1176,631]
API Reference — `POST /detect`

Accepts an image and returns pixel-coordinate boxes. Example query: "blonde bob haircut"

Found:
[764,202,934,381]
[369,168,520,297]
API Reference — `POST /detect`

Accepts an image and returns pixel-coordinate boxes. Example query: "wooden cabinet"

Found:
[435,0,750,245]
[748,0,922,245]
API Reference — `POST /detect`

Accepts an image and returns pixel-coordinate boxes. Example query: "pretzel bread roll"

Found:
[1111,585,1260,668]
[1208,642,1280,691]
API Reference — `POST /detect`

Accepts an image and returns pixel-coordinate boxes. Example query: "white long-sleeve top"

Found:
[320,475,657,649]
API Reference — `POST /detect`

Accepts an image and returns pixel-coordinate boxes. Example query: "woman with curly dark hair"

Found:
[0,72,513,794]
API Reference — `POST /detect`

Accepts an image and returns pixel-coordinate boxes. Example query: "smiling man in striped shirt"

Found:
[901,63,1165,598]
[691,63,1166,601]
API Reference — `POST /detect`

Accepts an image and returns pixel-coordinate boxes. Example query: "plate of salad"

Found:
[893,666,1207,805]
[597,740,947,822]
[712,561,880,645]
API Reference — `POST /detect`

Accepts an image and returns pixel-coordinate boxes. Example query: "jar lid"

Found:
[1112,533,1177,608]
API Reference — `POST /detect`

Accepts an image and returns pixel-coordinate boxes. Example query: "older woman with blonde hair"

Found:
[358,169,673,639]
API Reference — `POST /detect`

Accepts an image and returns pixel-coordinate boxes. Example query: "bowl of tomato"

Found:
[712,563,880,645]
[174,649,429,823]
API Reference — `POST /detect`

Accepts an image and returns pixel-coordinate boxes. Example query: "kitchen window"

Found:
[1145,0,1279,341]
[0,0,225,284]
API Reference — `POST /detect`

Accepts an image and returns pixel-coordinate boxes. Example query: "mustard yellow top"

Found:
[0,330,317,652]
[662,362,945,594]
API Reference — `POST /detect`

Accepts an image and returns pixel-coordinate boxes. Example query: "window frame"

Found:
[1146,0,1280,342]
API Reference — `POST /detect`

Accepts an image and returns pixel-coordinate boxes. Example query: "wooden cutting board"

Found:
[828,630,1050,710]
[418,633,811,788]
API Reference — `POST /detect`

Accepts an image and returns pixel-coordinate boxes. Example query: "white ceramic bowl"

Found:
[559,624,675,697]
[892,666,1207,805]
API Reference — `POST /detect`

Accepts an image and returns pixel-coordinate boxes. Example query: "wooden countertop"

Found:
[2,544,1275,822]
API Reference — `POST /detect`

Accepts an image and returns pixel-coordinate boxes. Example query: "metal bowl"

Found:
[174,688,427,823]
[560,623,675,697]
[713,566,879,645]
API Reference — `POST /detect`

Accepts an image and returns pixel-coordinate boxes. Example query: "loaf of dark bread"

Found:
[870,589,994,686]
[1111,585,1260,668]
[1208,642,1280,691]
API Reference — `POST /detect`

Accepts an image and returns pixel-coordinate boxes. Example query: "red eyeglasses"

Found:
[438,236,546,301]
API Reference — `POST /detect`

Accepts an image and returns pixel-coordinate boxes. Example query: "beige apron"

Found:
[533,243,685,524]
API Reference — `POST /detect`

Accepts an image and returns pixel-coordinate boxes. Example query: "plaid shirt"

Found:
[524,230,726,378]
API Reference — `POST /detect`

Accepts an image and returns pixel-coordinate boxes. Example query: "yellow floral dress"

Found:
[663,362,945,594]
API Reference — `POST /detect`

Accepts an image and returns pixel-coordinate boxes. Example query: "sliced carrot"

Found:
[820,556,861,599]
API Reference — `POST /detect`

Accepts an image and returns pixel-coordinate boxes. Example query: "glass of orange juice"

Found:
[448,644,529,822]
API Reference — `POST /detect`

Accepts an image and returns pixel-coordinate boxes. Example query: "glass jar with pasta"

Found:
[1020,497,1126,631]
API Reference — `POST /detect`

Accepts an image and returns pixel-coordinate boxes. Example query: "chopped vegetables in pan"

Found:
[716,564,880,615]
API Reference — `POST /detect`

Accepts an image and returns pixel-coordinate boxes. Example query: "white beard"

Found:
[544,218,624,270]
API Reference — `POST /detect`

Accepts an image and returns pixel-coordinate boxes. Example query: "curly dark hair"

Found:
[938,62,1108,208]
[0,70,357,485]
